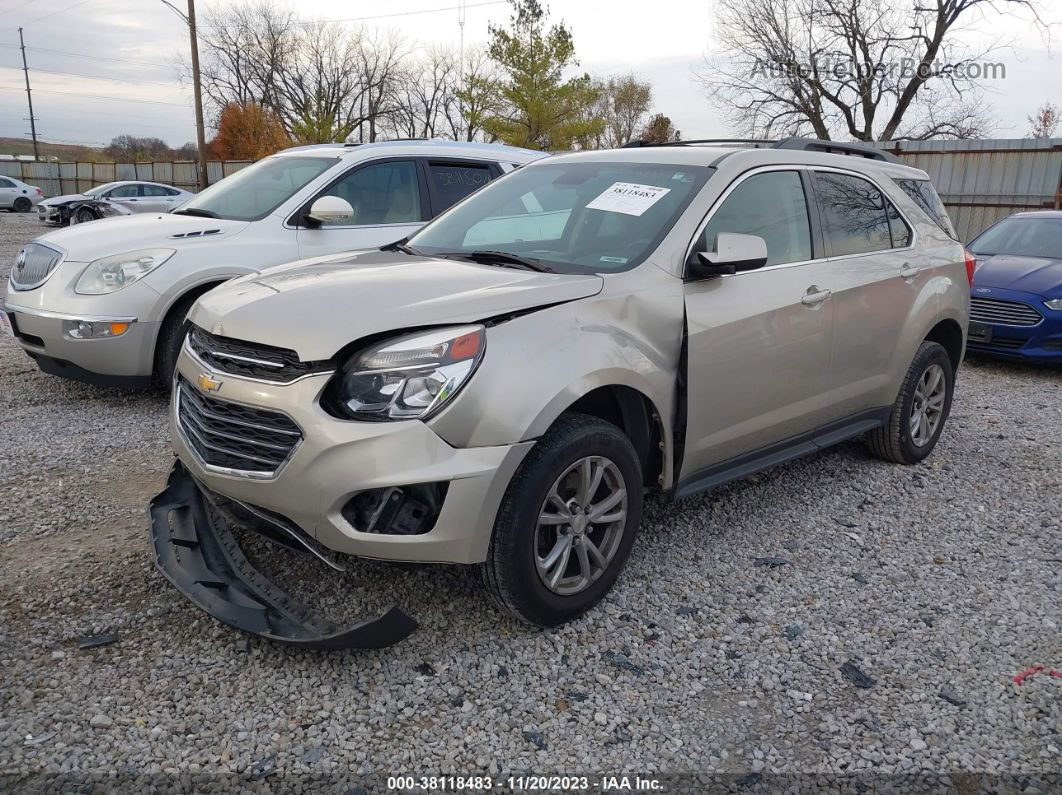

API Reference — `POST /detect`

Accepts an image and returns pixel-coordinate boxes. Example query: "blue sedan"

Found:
[967,211,1062,363]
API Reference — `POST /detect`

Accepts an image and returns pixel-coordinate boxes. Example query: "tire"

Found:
[867,341,954,465]
[74,207,97,224]
[476,412,643,627]
[153,292,200,390]
[13,197,31,213]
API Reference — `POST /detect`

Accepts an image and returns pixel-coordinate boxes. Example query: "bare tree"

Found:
[194,1,410,142]
[1026,101,1060,138]
[390,45,459,139]
[699,0,1043,141]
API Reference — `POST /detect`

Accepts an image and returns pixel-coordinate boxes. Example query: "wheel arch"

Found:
[151,278,233,371]
[536,380,668,490]
[923,316,965,374]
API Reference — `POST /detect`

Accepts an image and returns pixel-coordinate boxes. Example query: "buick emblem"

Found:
[15,249,26,272]
[196,373,222,393]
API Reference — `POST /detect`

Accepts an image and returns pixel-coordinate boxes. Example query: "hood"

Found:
[972,255,1062,297]
[40,193,91,206]
[33,212,250,261]
[190,252,604,361]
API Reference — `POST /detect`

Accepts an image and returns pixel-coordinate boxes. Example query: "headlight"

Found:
[75,248,174,295]
[332,325,485,421]
[1044,298,1062,311]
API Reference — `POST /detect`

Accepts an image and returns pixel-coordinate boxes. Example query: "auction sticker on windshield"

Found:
[586,182,670,216]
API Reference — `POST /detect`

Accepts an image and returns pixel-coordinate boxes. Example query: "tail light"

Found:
[963,249,976,286]
[34,187,43,196]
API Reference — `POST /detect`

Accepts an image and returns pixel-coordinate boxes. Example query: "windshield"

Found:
[407,161,711,273]
[176,156,337,222]
[970,216,1062,259]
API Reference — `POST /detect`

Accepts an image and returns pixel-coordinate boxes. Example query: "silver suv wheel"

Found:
[534,455,628,596]
[909,363,946,447]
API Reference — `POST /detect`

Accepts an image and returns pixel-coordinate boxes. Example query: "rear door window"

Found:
[813,172,891,256]
[426,161,494,214]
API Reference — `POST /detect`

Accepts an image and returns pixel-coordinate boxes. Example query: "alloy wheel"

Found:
[534,455,628,596]
[909,363,946,447]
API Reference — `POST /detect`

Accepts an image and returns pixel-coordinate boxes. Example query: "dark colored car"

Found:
[967,211,1062,363]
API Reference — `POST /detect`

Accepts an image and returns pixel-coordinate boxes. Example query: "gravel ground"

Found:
[0,211,1059,793]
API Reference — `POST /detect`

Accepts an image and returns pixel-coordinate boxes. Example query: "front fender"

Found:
[428,267,685,486]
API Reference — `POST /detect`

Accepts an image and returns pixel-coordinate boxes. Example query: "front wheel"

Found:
[476,413,643,627]
[153,293,199,390]
[74,207,97,224]
[867,341,954,464]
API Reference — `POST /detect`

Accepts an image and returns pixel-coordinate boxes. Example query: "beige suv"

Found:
[149,138,971,649]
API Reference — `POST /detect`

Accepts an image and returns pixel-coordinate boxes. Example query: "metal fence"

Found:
[0,160,252,197]
[874,138,1062,241]
[4,138,1061,242]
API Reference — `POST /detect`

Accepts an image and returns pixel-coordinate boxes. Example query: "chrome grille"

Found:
[970,297,1043,327]
[10,242,63,290]
[176,377,302,476]
[187,325,331,383]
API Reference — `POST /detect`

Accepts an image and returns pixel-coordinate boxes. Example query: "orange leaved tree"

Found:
[209,102,291,160]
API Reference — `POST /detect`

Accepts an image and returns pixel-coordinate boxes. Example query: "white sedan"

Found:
[0,175,45,212]
[37,180,194,226]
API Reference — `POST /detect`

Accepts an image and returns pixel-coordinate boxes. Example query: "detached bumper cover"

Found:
[149,462,417,649]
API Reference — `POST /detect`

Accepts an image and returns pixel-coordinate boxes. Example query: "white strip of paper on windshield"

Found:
[586,182,671,216]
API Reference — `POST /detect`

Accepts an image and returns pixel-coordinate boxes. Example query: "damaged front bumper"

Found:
[148,462,417,650]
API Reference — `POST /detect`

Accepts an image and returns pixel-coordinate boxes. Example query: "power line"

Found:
[0,85,189,107]
[0,1,36,18]
[0,63,185,88]
[293,1,506,26]
[12,0,92,24]
[0,43,173,70]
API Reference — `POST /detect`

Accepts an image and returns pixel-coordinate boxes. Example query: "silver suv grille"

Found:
[10,243,63,290]
[187,325,332,383]
[970,297,1042,327]
[176,377,302,477]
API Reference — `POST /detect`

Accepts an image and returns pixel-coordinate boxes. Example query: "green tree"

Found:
[290,109,356,144]
[483,0,603,150]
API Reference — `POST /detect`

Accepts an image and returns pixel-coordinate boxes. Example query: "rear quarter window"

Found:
[896,179,956,239]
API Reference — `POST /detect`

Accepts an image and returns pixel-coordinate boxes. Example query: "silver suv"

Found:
[149,138,971,649]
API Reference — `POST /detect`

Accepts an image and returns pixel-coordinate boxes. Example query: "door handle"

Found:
[801,286,832,306]
[900,263,921,279]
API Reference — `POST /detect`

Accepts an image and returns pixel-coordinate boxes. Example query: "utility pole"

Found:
[187,0,209,191]
[161,0,209,191]
[18,27,40,161]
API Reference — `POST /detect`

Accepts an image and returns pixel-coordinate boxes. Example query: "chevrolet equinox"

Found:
[149,138,971,649]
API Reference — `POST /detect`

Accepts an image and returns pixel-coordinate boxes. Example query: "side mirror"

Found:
[307,195,354,225]
[687,232,769,279]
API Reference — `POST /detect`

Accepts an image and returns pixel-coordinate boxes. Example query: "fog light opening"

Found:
[342,482,449,536]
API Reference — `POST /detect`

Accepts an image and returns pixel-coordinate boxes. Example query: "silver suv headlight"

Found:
[75,248,175,295]
[331,325,485,421]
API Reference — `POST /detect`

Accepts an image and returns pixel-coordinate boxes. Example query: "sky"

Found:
[0,0,1057,150]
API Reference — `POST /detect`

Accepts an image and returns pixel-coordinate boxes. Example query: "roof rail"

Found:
[344,138,429,147]
[772,137,898,162]
[620,136,898,163]
[622,138,776,148]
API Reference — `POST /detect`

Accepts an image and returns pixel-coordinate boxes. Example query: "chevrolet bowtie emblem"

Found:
[197,373,222,393]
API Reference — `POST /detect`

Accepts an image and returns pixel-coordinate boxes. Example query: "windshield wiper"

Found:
[442,250,553,273]
[380,238,421,256]
[172,207,219,218]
